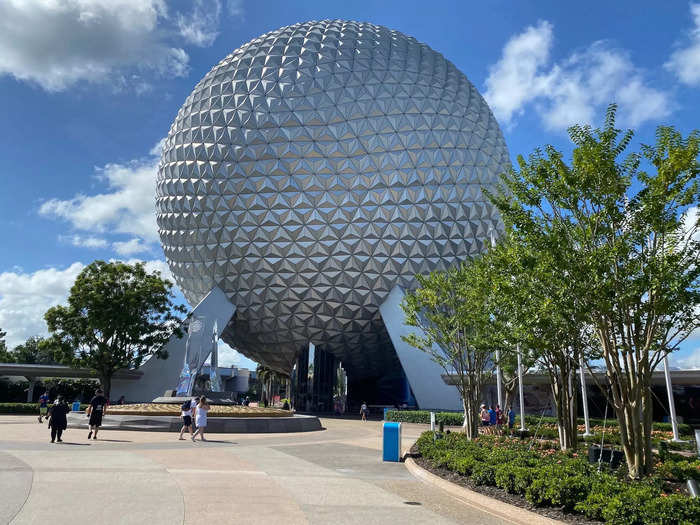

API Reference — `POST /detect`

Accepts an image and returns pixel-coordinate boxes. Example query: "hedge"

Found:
[416,431,700,524]
[387,410,694,435]
[0,402,88,414]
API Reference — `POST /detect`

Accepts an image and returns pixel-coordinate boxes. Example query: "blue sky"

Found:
[1,0,700,369]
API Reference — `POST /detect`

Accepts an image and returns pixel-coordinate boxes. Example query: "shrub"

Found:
[0,402,88,414]
[470,462,496,486]
[601,484,661,525]
[642,494,700,525]
[655,459,700,482]
[386,410,463,426]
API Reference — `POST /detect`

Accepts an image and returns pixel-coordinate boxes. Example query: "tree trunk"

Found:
[101,374,112,401]
[549,363,578,451]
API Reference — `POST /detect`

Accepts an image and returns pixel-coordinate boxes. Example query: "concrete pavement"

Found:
[0,415,512,525]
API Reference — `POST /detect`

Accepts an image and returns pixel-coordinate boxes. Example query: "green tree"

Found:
[401,259,495,439]
[486,236,597,450]
[487,106,700,477]
[44,261,185,398]
[0,328,14,363]
[13,336,57,364]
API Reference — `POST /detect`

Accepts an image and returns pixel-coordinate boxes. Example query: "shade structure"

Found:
[156,20,510,382]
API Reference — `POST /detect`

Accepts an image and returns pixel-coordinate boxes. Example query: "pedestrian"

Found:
[38,390,49,423]
[48,395,70,443]
[86,388,108,440]
[488,405,497,435]
[480,403,490,432]
[191,396,210,441]
[179,396,198,440]
[117,395,125,405]
[508,405,515,432]
[495,404,503,434]
[360,401,368,422]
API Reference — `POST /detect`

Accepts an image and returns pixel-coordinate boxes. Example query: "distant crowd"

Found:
[479,403,515,434]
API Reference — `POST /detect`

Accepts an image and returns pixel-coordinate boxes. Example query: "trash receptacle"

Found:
[382,421,401,462]
[72,401,81,412]
[383,407,389,421]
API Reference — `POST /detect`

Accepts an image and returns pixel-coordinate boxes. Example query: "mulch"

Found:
[409,443,601,524]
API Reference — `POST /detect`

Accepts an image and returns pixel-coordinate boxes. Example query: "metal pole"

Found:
[517,344,527,432]
[579,355,592,437]
[663,355,682,442]
[490,230,503,411]
[496,349,503,409]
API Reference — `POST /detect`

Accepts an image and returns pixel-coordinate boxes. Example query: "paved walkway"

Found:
[0,415,511,525]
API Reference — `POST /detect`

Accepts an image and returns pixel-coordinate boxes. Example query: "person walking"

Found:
[38,390,49,423]
[191,397,210,441]
[179,396,198,440]
[508,405,515,433]
[86,388,108,440]
[360,401,368,422]
[480,404,490,432]
[48,395,70,443]
[495,404,503,435]
[488,405,497,435]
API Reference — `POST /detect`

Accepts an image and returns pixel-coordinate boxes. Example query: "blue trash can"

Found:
[72,401,81,412]
[383,407,389,421]
[382,421,402,462]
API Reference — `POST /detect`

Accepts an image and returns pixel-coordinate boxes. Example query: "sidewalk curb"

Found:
[404,456,562,525]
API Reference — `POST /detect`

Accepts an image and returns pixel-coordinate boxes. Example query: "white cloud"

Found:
[0,0,193,91]
[217,341,241,367]
[666,3,700,86]
[177,0,222,47]
[60,234,109,249]
[0,259,177,348]
[113,238,149,256]
[40,153,159,242]
[485,22,671,131]
[0,263,85,348]
[670,347,700,369]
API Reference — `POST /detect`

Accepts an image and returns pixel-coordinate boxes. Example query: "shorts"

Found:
[88,412,103,427]
[182,415,192,426]
[481,420,490,426]
[40,407,48,415]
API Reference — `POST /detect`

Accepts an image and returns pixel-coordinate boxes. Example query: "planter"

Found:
[587,445,624,468]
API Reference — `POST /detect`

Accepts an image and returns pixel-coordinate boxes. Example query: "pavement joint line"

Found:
[404,456,562,525]
[166,468,268,475]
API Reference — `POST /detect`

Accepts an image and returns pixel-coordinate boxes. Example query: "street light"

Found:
[489,228,503,409]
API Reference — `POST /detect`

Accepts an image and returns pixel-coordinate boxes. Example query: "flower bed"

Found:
[415,431,700,524]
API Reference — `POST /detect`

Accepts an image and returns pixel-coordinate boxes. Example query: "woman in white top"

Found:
[192,396,210,441]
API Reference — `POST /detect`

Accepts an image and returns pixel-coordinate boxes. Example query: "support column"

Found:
[517,344,527,432]
[579,355,592,437]
[663,355,682,442]
[26,377,36,402]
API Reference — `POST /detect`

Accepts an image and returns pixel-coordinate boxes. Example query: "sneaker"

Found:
[38,417,42,423]
[57,439,63,443]
[87,431,92,439]
[93,435,97,440]
[191,435,196,442]
[51,440,54,443]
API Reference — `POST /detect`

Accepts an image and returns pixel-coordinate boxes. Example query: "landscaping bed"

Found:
[413,431,700,524]
[389,411,697,453]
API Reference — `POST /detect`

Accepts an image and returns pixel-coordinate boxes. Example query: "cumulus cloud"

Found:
[59,234,109,249]
[484,21,671,131]
[177,0,222,47]
[666,3,700,86]
[0,259,178,348]
[113,238,150,256]
[0,263,85,348]
[40,153,159,243]
[0,0,194,91]
[671,347,700,369]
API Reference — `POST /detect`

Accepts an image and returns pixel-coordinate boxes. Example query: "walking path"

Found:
[0,415,514,525]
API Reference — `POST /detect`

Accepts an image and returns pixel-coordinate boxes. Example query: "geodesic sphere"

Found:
[156,20,509,374]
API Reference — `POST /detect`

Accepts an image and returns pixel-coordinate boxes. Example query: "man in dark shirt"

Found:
[86,388,108,440]
[38,391,49,423]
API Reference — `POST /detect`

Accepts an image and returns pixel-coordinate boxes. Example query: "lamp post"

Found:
[663,355,682,442]
[579,355,592,437]
[517,343,527,432]
[490,229,503,409]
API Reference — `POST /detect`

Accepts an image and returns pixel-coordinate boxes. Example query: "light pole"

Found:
[517,343,527,432]
[663,355,682,442]
[579,355,592,437]
[490,229,503,409]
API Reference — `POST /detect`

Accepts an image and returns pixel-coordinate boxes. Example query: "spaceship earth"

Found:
[156,20,509,377]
